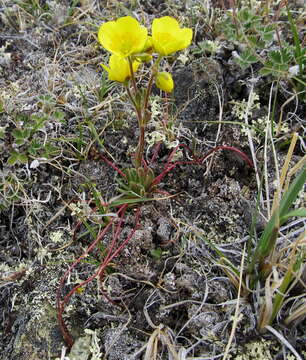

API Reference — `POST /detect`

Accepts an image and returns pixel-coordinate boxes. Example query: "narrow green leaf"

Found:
[280,208,306,223]
[110,197,155,206]
[249,166,306,277]
[278,167,306,218]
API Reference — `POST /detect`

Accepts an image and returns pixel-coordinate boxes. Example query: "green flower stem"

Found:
[135,125,145,169]
[127,55,163,169]
[125,84,144,169]
[143,55,162,116]
[134,56,163,168]
[128,56,138,94]
[126,84,141,120]
[143,74,154,123]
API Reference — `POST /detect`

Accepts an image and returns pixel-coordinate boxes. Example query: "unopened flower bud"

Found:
[155,72,174,93]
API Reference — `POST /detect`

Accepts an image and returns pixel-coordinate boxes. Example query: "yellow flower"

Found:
[142,36,153,52]
[152,16,193,56]
[155,72,174,92]
[136,36,153,62]
[98,16,147,58]
[101,54,140,83]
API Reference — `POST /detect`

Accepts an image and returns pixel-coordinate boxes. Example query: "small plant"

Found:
[56,15,254,348]
[220,2,305,96]
[0,96,65,209]
[5,111,62,165]
[193,39,221,56]
[98,15,192,169]
[117,167,156,200]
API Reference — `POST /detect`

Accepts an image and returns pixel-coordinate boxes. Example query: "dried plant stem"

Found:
[151,143,253,187]
[222,243,246,360]
[57,204,141,348]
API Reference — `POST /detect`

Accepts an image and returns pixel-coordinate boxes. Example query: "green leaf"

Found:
[0,128,6,139]
[278,167,306,218]
[269,50,287,64]
[247,36,257,45]
[150,248,163,260]
[237,8,260,29]
[7,150,28,165]
[287,5,303,75]
[30,114,47,132]
[258,25,274,43]
[28,140,42,155]
[41,143,59,158]
[260,49,293,77]
[251,166,306,269]
[18,153,28,163]
[110,196,155,206]
[53,111,66,122]
[7,154,18,165]
[235,49,258,69]
[280,208,306,223]
[12,128,30,140]
[260,61,288,76]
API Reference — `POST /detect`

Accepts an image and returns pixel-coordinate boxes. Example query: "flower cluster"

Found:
[98,16,192,92]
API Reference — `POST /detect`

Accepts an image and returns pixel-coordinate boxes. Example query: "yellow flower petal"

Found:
[142,36,153,52]
[155,72,174,92]
[98,16,148,58]
[136,36,153,62]
[152,16,192,56]
[101,54,140,83]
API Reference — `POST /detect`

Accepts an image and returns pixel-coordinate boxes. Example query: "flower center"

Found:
[118,33,139,56]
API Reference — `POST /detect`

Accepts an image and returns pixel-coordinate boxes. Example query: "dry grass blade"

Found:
[1,0,305,358]
[144,325,183,360]
[284,300,306,327]
[222,243,246,360]
[258,271,277,332]
[143,291,186,360]
[259,230,306,331]
[271,132,298,213]
[265,325,303,360]
[284,155,306,192]
[218,258,249,297]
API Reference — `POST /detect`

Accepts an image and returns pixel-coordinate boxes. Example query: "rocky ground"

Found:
[0,1,305,359]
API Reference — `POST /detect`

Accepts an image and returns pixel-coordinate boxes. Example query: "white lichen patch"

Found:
[233,339,278,359]
[231,92,260,120]
[146,96,190,156]
[50,230,64,243]
[0,261,28,277]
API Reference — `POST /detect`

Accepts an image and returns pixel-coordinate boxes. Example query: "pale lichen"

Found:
[233,339,278,360]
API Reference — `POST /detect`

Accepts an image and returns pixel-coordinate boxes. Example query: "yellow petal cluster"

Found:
[101,55,140,83]
[98,16,192,84]
[152,16,193,56]
[155,72,174,92]
[98,16,147,58]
